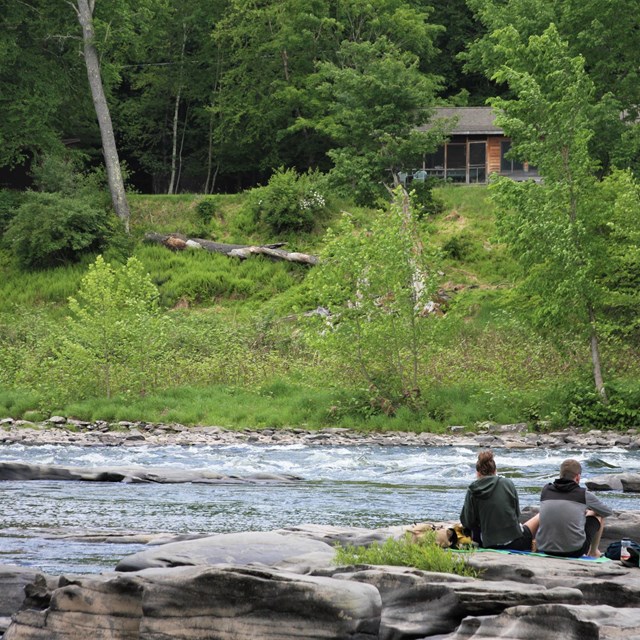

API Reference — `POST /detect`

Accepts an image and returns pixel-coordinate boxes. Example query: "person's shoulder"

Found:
[498,475,517,489]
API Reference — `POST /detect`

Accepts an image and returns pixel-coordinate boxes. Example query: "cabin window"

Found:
[500,141,523,173]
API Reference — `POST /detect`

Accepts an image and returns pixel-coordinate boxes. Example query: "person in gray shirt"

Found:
[536,458,613,558]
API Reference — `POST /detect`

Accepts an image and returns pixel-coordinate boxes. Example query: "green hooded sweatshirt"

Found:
[460,475,523,548]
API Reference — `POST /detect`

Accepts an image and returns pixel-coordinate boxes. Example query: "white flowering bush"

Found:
[254,168,328,234]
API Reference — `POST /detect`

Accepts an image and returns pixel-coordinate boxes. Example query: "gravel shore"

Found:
[0,416,637,450]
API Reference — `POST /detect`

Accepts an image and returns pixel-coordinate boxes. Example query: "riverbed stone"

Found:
[6,530,640,639]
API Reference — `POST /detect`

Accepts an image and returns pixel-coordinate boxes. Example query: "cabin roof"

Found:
[420,106,504,135]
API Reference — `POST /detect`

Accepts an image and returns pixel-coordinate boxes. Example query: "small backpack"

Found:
[604,539,640,566]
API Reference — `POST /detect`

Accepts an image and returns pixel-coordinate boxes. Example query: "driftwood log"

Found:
[144,233,319,265]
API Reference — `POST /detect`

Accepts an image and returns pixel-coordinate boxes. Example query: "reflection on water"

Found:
[0,443,638,574]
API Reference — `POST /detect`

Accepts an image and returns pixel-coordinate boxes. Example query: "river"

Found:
[1,442,639,574]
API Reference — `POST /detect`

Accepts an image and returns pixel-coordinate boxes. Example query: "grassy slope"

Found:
[1,186,636,430]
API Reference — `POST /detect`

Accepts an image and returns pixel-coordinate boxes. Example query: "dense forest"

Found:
[3,0,639,194]
[0,0,639,431]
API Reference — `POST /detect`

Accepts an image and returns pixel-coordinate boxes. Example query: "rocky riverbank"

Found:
[0,416,638,450]
[2,416,640,638]
[2,519,640,639]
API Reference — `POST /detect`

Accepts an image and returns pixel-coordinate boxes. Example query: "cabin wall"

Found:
[487,136,504,175]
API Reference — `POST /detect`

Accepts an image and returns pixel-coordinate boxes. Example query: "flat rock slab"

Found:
[4,565,382,640]
[115,531,336,572]
[463,551,640,606]
[0,461,300,484]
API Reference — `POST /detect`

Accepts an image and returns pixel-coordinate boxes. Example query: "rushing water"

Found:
[1,442,640,574]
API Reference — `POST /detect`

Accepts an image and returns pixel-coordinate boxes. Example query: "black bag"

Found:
[605,539,640,566]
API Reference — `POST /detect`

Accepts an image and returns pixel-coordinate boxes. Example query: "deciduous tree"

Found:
[487,24,636,401]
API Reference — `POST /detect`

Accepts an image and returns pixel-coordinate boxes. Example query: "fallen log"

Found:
[144,232,319,265]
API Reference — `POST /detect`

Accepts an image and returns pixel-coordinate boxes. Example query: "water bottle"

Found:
[621,539,631,562]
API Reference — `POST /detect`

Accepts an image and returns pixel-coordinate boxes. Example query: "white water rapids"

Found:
[1,442,639,574]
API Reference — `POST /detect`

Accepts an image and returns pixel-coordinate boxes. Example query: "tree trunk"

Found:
[75,0,130,232]
[168,23,187,195]
[167,85,181,194]
[588,304,608,403]
[143,233,319,265]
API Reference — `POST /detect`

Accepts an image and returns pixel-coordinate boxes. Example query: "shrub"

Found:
[195,197,217,225]
[253,168,327,234]
[442,233,474,261]
[30,153,86,195]
[334,532,478,577]
[4,192,118,269]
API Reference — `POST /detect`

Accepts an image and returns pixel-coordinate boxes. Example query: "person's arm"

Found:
[585,491,614,517]
[505,477,521,518]
[460,490,478,529]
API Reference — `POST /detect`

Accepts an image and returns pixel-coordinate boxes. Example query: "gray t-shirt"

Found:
[536,479,613,554]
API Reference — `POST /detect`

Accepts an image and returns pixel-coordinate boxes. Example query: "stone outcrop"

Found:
[4,566,381,640]
[4,524,640,639]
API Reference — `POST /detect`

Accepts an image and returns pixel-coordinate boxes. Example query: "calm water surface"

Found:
[1,443,639,574]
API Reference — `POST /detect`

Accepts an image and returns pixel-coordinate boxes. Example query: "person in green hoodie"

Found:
[460,450,540,550]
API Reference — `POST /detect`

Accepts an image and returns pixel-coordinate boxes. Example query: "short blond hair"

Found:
[560,458,582,480]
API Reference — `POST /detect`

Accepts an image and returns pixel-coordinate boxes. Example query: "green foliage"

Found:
[409,178,445,219]
[250,168,328,235]
[4,192,119,270]
[306,188,441,410]
[308,36,443,206]
[136,244,301,307]
[49,255,170,400]
[334,532,478,577]
[564,382,640,430]
[0,388,42,420]
[195,197,217,225]
[30,153,89,195]
[442,233,473,261]
[1,185,638,432]
[485,24,639,398]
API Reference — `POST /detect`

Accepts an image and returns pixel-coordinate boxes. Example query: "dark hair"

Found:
[476,450,496,476]
[560,458,582,480]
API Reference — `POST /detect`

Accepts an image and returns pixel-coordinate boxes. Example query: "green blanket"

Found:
[452,547,612,562]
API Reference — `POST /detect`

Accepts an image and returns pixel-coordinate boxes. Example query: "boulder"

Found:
[115,531,336,572]
[462,551,640,606]
[585,472,640,492]
[0,566,56,635]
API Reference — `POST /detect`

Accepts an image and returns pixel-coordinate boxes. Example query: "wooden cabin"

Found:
[407,106,539,184]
